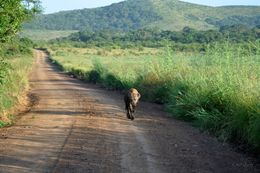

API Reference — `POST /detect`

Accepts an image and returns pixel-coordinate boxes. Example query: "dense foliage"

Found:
[0,0,41,42]
[23,0,260,31]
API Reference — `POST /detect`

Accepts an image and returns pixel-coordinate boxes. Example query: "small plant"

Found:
[0,59,10,84]
[0,121,11,128]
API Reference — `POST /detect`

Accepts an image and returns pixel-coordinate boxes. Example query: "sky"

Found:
[41,0,125,14]
[41,0,260,14]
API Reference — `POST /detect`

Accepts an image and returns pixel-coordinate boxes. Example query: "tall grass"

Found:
[160,43,260,151]
[49,43,260,152]
[0,40,34,126]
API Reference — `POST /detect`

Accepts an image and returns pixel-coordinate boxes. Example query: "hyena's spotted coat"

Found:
[124,88,141,120]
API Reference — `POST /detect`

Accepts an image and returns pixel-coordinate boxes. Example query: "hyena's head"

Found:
[130,89,141,107]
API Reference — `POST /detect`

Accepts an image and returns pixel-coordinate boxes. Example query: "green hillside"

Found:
[24,0,260,31]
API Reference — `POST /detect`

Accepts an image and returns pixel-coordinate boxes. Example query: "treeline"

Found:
[52,25,260,51]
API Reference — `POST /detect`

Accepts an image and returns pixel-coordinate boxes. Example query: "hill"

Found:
[24,0,260,31]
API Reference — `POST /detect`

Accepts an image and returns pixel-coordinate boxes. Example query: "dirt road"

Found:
[0,50,258,173]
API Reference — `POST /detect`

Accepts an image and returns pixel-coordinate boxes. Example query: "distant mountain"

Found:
[24,0,260,31]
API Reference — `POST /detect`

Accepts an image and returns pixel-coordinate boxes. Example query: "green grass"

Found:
[48,46,162,75]
[20,29,78,41]
[0,50,33,126]
[48,43,260,153]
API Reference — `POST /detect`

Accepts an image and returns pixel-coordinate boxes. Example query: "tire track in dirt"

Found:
[0,50,258,173]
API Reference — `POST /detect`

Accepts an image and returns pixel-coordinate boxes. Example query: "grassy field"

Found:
[0,43,34,127]
[20,30,77,41]
[48,46,162,72]
[48,43,260,153]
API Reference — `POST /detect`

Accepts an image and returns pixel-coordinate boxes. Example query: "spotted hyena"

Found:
[124,88,141,120]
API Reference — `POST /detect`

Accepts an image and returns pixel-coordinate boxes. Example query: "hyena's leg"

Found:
[131,105,136,113]
[126,104,131,119]
[127,110,131,119]
[130,111,134,120]
[125,101,130,119]
[129,104,134,120]
[130,104,134,113]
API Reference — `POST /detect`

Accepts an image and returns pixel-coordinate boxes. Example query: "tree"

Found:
[0,0,41,42]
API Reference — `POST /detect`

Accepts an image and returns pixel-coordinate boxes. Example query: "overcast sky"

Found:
[41,0,260,14]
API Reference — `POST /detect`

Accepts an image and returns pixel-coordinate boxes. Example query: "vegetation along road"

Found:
[0,50,259,173]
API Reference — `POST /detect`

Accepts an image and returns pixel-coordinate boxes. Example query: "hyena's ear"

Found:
[138,93,141,99]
